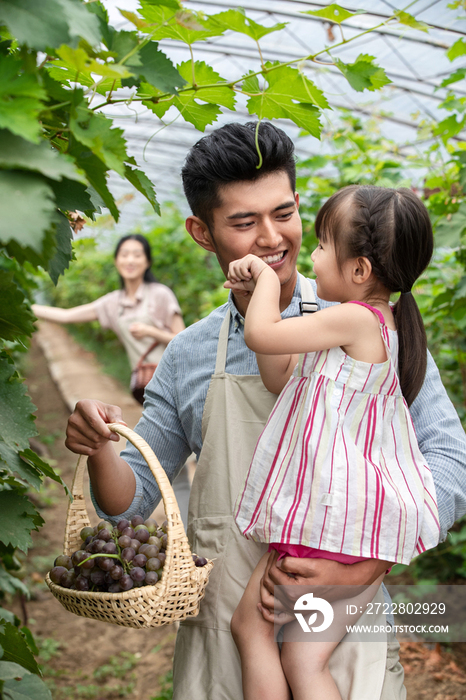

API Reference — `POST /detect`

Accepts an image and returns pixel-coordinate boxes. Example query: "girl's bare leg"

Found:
[231,553,291,700]
[280,573,386,700]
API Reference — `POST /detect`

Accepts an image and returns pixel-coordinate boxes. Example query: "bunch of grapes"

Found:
[49,514,207,593]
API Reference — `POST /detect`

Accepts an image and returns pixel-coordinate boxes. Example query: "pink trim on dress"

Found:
[347,300,385,326]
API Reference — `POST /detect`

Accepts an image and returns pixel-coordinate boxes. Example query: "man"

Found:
[66,122,466,699]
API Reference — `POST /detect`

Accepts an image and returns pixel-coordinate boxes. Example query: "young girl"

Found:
[225,185,440,700]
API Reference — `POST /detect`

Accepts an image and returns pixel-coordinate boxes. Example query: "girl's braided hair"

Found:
[315,185,433,406]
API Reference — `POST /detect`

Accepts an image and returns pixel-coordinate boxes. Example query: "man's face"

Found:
[191,172,302,310]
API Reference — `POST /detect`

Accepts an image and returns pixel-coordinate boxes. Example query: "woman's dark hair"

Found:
[114,234,157,286]
[181,121,296,231]
[315,185,433,406]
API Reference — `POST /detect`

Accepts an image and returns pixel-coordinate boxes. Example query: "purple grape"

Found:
[117,519,130,532]
[143,545,159,559]
[110,564,124,581]
[162,520,168,533]
[156,528,164,539]
[148,536,161,548]
[122,547,135,562]
[157,552,166,565]
[119,574,134,591]
[60,570,76,588]
[81,555,94,570]
[84,535,93,547]
[161,534,168,549]
[146,557,161,571]
[90,539,106,554]
[195,557,208,567]
[130,567,146,583]
[135,529,150,543]
[71,550,88,566]
[131,515,145,527]
[76,566,92,578]
[144,571,159,585]
[133,553,147,568]
[97,557,114,572]
[97,528,111,542]
[104,572,114,586]
[90,569,106,586]
[108,582,121,593]
[118,535,132,549]
[50,566,68,584]
[102,542,117,555]
[121,527,135,539]
[54,555,73,569]
[138,544,149,556]
[75,575,90,591]
[130,538,141,552]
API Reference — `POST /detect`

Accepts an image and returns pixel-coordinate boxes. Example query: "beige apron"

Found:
[116,287,167,370]
[173,277,390,700]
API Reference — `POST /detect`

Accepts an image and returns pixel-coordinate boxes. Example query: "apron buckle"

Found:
[300,301,318,314]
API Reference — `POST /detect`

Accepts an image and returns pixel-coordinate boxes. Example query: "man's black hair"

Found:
[181,121,296,231]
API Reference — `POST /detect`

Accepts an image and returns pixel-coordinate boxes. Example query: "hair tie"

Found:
[400,289,412,296]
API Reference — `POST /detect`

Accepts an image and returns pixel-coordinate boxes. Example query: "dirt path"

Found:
[14,324,466,699]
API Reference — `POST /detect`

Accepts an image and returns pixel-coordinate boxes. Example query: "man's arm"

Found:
[410,350,466,540]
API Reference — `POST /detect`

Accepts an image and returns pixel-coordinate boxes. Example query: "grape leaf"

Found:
[0,55,46,143]
[0,130,84,182]
[20,449,69,491]
[434,114,466,141]
[435,201,466,247]
[265,63,329,109]
[0,0,100,50]
[138,82,173,118]
[0,567,29,597]
[118,10,151,30]
[124,166,160,215]
[0,443,42,492]
[0,355,37,451]
[447,38,466,62]
[55,46,131,81]
[0,624,40,675]
[440,68,466,88]
[128,43,186,94]
[209,9,287,40]
[139,5,223,43]
[68,146,119,220]
[301,4,365,24]
[174,95,221,131]
[70,106,128,177]
[335,54,391,92]
[0,661,30,681]
[49,179,94,213]
[247,72,322,138]
[0,172,57,253]
[0,271,35,342]
[394,11,429,33]
[177,61,236,109]
[0,492,43,553]
[47,212,74,285]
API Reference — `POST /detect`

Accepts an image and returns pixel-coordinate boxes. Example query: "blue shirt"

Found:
[92,277,466,543]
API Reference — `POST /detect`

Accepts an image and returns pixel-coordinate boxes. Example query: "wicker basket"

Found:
[45,422,213,628]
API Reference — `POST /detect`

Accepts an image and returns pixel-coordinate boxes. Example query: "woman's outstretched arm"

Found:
[32,302,98,324]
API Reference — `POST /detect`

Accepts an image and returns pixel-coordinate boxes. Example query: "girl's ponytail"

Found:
[319,186,433,406]
[393,291,428,407]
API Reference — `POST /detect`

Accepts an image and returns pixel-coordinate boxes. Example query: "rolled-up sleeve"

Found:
[90,344,192,522]
[411,351,466,541]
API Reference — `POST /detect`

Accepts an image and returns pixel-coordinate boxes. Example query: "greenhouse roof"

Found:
[99,0,466,229]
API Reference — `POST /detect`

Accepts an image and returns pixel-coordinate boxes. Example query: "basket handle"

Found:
[106,422,180,521]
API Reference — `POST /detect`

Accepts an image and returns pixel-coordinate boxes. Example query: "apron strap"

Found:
[298,273,318,314]
[215,309,231,375]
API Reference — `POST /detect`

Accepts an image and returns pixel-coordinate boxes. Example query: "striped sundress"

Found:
[234,304,440,566]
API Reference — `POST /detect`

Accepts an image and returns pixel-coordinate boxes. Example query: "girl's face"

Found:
[115,240,149,283]
[311,238,353,302]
